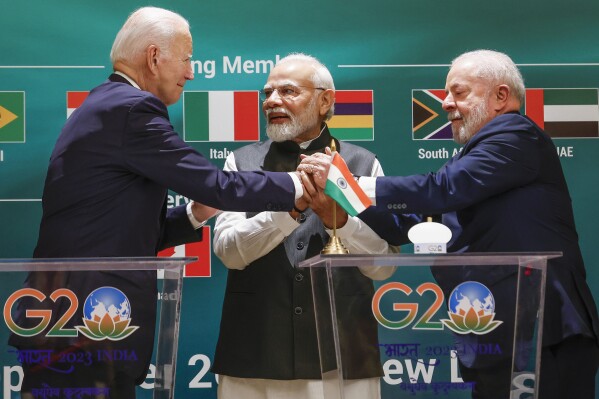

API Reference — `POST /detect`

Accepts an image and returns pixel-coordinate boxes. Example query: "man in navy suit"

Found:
[300,50,599,398]
[13,6,305,398]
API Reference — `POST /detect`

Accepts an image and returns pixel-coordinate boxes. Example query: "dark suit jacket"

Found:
[16,74,296,384]
[373,112,599,365]
[35,74,295,257]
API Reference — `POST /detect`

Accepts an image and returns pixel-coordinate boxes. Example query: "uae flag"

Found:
[183,91,260,142]
[412,89,453,140]
[328,90,374,140]
[525,88,599,138]
[324,152,372,216]
[157,226,212,277]
[67,91,89,118]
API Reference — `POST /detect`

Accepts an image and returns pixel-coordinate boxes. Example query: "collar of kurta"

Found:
[263,124,340,172]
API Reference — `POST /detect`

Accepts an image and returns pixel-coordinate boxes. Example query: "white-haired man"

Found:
[300,49,599,399]
[13,7,304,398]
[211,53,400,399]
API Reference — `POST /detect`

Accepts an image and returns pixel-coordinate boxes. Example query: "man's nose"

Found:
[442,94,455,111]
[185,62,194,80]
[265,89,283,106]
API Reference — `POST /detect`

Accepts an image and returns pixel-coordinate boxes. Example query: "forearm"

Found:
[213,210,298,269]
[328,215,400,280]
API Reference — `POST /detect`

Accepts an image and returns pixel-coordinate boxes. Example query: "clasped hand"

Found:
[294,148,346,229]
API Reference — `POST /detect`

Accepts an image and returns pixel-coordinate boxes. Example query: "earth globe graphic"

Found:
[448,281,495,315]
[83,287,131,322]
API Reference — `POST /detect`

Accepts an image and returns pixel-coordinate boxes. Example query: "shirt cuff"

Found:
[186,202,207,230]
[359,177,377,205]
[288,172,304,200]
[271,211,300,236]
[325,216,359,238]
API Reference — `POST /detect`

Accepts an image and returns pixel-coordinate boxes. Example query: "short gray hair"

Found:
[276,53,336,120]
[451,50,525,104]
[110,7,190,66]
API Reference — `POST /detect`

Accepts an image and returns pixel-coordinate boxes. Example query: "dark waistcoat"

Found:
[212,127,384,379]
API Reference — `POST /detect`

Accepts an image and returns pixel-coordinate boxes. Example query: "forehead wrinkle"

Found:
[263,79,299,89]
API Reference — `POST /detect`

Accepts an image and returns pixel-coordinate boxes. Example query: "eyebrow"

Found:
[447,83,467,92]
[263,80,298,89]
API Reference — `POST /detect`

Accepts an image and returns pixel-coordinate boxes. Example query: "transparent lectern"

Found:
[0,257,191,399]
[299,252,560,399]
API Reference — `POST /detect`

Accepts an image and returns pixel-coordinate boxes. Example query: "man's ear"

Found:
[146,45,160,75]
[494,84,510,110]
[319,89,335,117]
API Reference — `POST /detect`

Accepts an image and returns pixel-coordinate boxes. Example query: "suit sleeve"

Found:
[213,153,298,269]
[157,204,203,252]
[375,129,540,214]
[121,95,295,212]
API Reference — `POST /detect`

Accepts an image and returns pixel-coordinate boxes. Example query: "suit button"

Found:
[295,273,304,282]
[296,242,304,250]
[298,213,307,223]
[294,306,303,315]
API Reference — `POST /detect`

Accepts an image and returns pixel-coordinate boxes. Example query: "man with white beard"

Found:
[300,49,599,399]
[211,53,399,399]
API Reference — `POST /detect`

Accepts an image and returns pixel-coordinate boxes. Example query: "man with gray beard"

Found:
[300,49,599,399]
[211,53,400,399]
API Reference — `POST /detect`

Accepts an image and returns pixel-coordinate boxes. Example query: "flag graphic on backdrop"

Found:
[67,91,89,118]
[412,89,452,140]
[183,91,260,142]
[328,90,374,140]
[324,152,372,216]
[525,88,599,138]
[157,226,211,277]
[0,92,25,143]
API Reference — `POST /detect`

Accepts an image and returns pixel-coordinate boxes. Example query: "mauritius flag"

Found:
[328,90,374,140]
[412,89,453,140]
[183,91,260,142]
[157,226,212,277]
[324,152,372,217]
[525,88,599,138]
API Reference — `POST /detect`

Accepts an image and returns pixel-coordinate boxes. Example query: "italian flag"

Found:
[324,152,372,217]
[183,91,260,142]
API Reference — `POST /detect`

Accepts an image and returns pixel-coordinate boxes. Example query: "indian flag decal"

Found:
[324,152,372,217]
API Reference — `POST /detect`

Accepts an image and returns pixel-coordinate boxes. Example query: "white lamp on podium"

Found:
[408,216,452,254]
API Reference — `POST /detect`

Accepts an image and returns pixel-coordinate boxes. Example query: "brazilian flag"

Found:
[0,92,25,143]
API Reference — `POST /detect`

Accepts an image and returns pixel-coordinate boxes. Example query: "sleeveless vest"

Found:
[212,126,383,379]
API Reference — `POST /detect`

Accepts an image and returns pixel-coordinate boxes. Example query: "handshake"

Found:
[292,148,348,229]
[296,147,334,190]
[191,148,356,229]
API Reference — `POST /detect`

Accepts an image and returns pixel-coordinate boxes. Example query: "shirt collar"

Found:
[114,71,141,90]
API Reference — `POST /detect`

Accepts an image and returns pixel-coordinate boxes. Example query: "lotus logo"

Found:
[441,281,503,335]
[75,287,139,341]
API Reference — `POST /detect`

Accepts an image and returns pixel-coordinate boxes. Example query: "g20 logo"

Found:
[371,281,503,334]
[372,282,445,330]
[4,286,138,341]
[4,288,79,337]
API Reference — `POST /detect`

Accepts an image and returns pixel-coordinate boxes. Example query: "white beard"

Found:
[449,100,489,145]
[266,96,320,142]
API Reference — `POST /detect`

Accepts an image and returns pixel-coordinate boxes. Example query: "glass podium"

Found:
[0,257,191,399]
[299,252,561,399]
